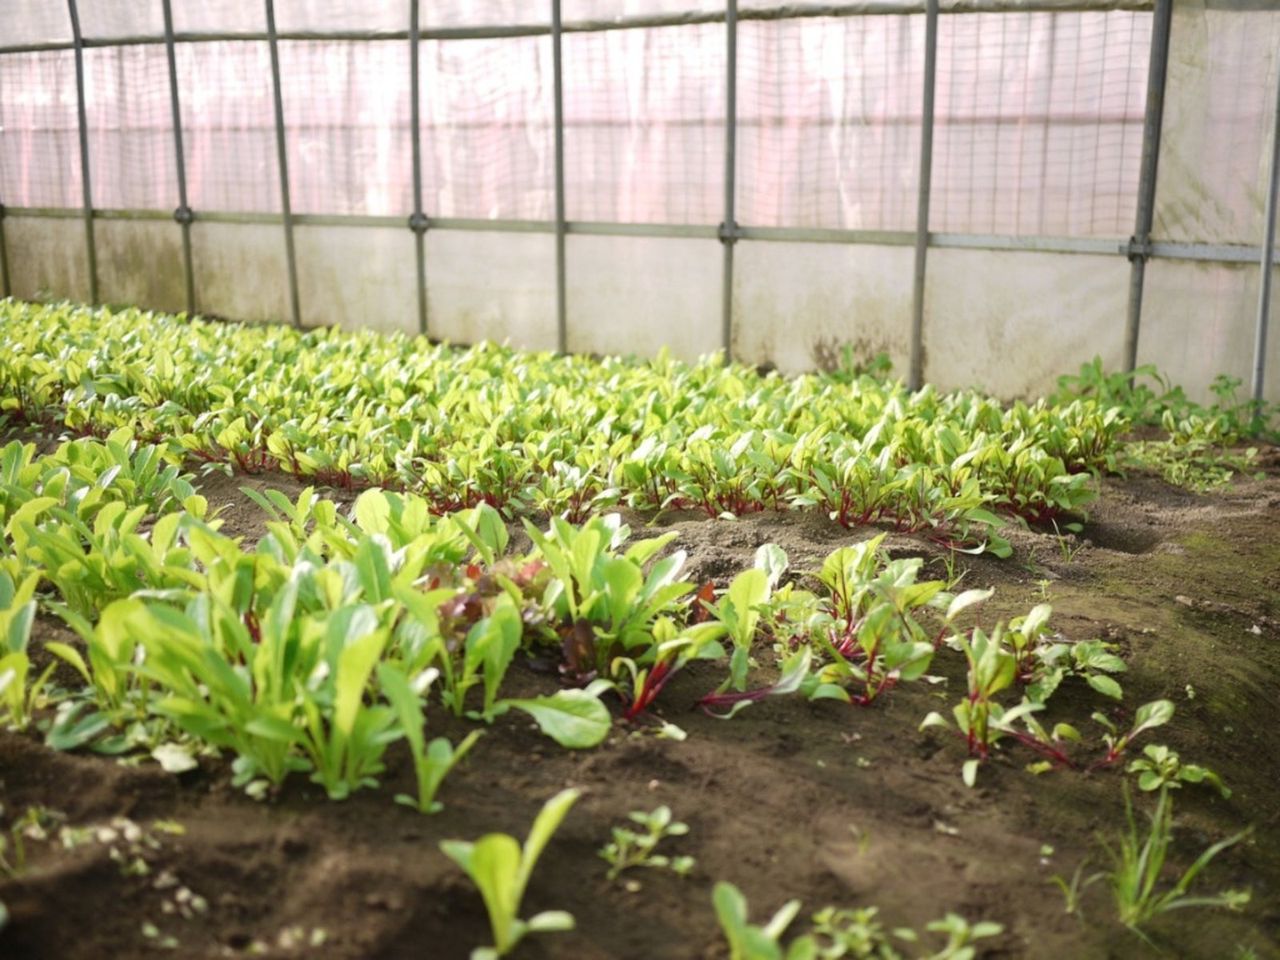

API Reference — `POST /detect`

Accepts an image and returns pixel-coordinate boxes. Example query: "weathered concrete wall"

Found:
[566,235,721,362]
[5,216,90,303]
[295,224,416,337]
[426,230,558,352]
[733,241,913,376]
[1141,260,1279,401]
[96,219,187,314]
[923,249,1129,398]
[190,222,289,324]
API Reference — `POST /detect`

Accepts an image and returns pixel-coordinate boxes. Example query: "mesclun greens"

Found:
[1,301,1130,552]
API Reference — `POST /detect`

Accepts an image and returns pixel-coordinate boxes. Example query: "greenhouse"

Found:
[0,2,1277,959]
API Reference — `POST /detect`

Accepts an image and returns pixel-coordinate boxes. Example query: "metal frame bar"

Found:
[721,0,739,357]
[9,205,1280,266]
[1253,55,1280,403]
[264,0,302,328]
[409,0,428,336]
[0,1,1158,56]
[552,0,568,353]
[161,0,195,315]
[0,204,8,299]
[1123,0,1172,373]
[66,0,98,304]
[908,0,939,391]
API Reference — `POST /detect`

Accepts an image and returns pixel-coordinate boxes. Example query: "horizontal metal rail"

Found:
[6,205,1276,266]
[0,0,1155,56]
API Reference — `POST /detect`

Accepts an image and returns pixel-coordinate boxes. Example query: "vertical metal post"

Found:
[265,0,302,328]
[161,0,196,316]
[908,0,939,392]
[409,0,429,336]
[551,0,568,353]
[1124,0,1172,373]
[720,0,738,358]
[67,0,98,304]
[0,202,9,299]
[1252,60,1280,403]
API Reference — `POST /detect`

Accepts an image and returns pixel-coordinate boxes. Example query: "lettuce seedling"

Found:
[0,572,50,732]
[441,788,580,958]
[712,882,816,960]
[377,663,482,813]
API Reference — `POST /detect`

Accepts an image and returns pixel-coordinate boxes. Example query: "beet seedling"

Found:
[1127,744,1230,798]
[598,805,694,881]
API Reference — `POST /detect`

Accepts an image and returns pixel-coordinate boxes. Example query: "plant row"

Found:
[0,301,1131,553]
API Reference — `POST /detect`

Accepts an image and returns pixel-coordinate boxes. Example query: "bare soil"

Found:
[2,454,1278,960]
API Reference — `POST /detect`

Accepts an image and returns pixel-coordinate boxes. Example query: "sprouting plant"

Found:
[1094,699,1175,768]
[377,664,482,814]
[1127,744,1230,798]
[712,881,816,960]
[612,617,725,721]
[1050,859,1102,917]
[1100,784,1250,933]
[0,571,53,732]
[441,788,580,959]
[598,805,694,881]
[898,913,1004,960]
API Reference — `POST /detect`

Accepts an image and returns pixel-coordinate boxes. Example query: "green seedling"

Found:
[712,881,816,960]
[441,788,580,959]
[599,805,694,881]
[1101,785,1250,934]
[377,663,482,813]
[1127,744,1230,798]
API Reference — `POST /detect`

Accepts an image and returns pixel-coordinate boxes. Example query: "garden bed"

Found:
[2,459,1277,960]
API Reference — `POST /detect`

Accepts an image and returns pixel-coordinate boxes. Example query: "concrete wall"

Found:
[5,215,90,303]
[923,249,1129,398]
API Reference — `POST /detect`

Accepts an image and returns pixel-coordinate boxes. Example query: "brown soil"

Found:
[2,454,1279,960]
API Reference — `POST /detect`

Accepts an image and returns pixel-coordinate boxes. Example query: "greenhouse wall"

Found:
[0,0,1277,402]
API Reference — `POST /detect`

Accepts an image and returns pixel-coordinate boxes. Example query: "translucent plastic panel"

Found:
[1155,5,1280,246]
[84,46,177,210]
[923,248,1129,398]
[294,225,416,334]
[77,1,164,41]
[176,42,280,213]
[278,41,412,216]
[738,16,924,231]
[733,242,913,375]
[274,1,407,33]
[0,52,82,208]
[427,231,558,351]
[562,0,725,17]
[421,37,554,220]
[563,24,724,223]
[933,12,1150,238]
[5,1,71,46]
[424,2,546,29]
[170,1,264,35]
[566,235,721,360]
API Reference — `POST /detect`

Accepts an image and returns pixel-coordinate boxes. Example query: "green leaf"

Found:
[1087,674,1124,701]
[501,683,612,749]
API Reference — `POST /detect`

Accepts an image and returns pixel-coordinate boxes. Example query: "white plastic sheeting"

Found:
[0,1,1277,403]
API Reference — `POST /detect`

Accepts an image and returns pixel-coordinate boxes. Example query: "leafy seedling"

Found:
[599,805,694,881]
[441,788,580,959]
